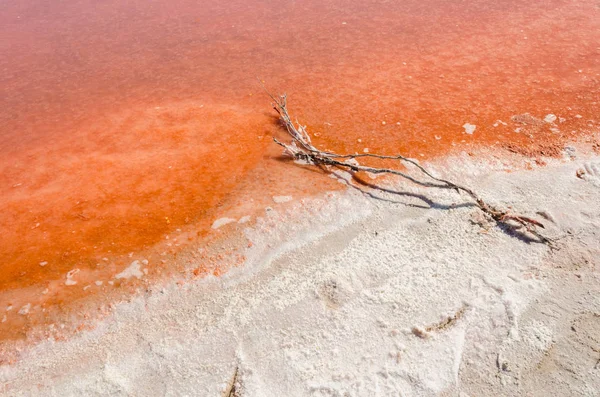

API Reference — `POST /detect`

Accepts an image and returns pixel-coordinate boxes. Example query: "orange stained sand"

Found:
[1,0,600,348]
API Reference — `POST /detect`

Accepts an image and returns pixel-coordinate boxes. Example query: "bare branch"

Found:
[269,93,554,246]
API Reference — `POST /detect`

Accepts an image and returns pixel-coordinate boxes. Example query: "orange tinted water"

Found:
[1,0,599,347]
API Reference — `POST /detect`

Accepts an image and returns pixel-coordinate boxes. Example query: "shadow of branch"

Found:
[277,159,549,246]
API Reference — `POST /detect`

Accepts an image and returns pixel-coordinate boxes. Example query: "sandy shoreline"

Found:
[2,0,600,394]
[2,146,600,396]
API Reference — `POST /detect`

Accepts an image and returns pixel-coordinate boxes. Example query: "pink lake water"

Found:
[1,0,599,348]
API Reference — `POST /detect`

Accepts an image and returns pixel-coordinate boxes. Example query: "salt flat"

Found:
[2,148,600,396]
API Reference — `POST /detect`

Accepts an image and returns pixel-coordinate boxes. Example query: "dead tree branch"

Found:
[269,93,554,246]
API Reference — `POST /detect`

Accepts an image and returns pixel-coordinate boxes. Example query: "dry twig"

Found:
[268,93,553,246]
[223,366,239,397]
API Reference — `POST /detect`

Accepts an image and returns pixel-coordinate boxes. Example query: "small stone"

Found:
[463,123,476,135]
[18,303,31,315]
[65,269,80,286]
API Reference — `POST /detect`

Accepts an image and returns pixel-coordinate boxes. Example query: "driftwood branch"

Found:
[268,93,553,246]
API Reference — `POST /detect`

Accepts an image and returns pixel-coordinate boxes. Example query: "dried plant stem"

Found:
[269,93,553,246]
[223,366,238,397]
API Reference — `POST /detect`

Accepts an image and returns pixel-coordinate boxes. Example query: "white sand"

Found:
[1,150,600,396]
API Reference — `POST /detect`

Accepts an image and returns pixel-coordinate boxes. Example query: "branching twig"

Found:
[269,93,554,246]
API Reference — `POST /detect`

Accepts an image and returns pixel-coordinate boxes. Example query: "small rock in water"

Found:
[463,123,476,135]
[65,269,80,286]
[18,303,31,315]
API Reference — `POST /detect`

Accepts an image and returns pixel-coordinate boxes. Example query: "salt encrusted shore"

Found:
[2,148,600,396]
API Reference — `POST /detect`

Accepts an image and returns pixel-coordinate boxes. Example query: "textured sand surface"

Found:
[2,148,600,396]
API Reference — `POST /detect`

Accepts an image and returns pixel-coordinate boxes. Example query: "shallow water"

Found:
[1,0,599,345]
